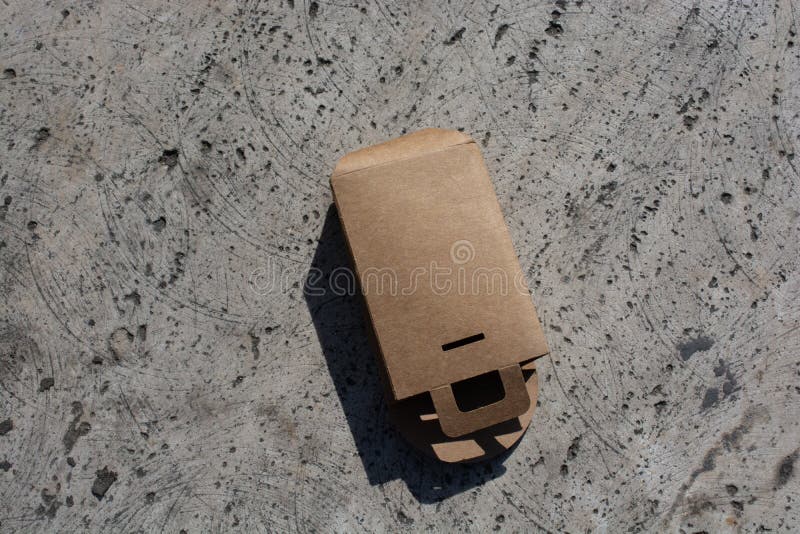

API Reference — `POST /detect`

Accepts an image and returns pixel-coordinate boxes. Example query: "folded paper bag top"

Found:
[330,128,549,442]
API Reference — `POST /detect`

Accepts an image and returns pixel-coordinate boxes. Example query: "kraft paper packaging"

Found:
[330,128,549,462]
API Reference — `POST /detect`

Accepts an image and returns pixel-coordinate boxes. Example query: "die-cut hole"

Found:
[441,332,485,352]
[451,370,504,412]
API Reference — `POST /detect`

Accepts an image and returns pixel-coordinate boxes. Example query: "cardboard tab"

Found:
[430,365,530,438]
[330,128,548,457]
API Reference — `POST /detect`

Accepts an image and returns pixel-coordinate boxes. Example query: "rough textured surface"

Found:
[1,0,799,531]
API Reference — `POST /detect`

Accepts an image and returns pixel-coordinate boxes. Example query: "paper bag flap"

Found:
[332,128,472,179]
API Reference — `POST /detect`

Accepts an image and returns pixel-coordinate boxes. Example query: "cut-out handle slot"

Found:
[430,364,530,438]
[442,332,485,351]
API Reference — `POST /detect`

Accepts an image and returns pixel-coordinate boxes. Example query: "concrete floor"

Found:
[1,0,799,531]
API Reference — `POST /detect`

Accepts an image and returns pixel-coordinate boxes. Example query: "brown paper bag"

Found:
[330,129,549,460]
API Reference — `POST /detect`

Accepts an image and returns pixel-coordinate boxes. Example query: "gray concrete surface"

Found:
[1,0,799,531]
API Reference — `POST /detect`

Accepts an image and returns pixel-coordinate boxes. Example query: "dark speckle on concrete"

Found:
[36,489,61,519]
[63,402,90,453]
[701,387,719,410]
[0,418,12,435]
[545,20,563,37]
[396,510,414,525]
[494,24,509,45]
[678,336,714,361]
[776,451,798,488]
[158,149,179,168]
[149,216,166,232]
[91,467,118,501]
[444,27,466,45]
[38,377,54,392]
[34,127,50,143]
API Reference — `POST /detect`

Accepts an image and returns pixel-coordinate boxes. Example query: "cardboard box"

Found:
[330,129,549,461]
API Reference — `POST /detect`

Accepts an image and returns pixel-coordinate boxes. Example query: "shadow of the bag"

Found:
[304,205,516,503]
